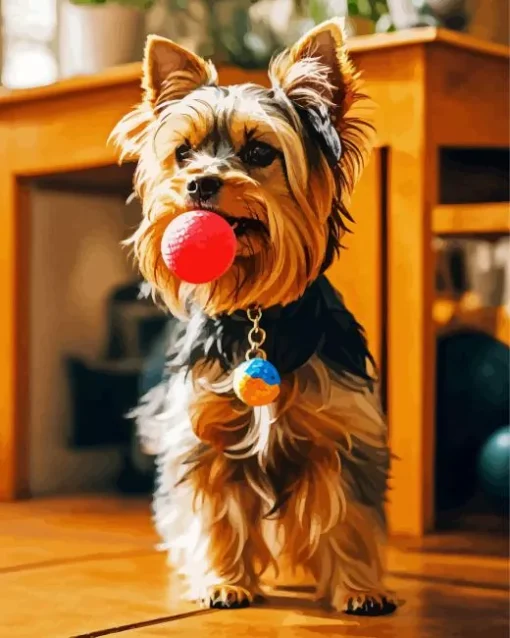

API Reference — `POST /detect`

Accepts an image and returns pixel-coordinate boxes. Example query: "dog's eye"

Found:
[241,141,277,168]
[176,143,191,163]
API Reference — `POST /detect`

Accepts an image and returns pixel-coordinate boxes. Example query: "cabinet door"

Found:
[326,149,384,367]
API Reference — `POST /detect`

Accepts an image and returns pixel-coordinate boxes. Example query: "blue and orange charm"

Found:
[233,358,281,407]
[233,307,281,407]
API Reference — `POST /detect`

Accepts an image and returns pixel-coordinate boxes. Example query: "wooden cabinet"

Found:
[0,28,508,537]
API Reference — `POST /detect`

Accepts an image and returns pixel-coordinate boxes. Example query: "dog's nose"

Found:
[187,176,223,202]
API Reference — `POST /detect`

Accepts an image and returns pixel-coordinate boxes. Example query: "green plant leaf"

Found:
[357,0,371,17]
[70,0,155,8]
[167,0,188,10]
[70,0,108,5]
[347,0,360,16]
[309,0,329,24]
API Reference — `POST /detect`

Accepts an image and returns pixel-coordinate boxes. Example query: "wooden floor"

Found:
[1,496,508,638]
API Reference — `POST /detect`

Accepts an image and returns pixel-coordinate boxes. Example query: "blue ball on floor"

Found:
[478,426,510,508]
[435,331,510,511]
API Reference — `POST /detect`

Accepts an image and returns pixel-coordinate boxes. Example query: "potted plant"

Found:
[59,0,155,77]
[157,0,390,70]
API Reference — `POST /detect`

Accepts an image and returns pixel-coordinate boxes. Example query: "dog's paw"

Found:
[201,584,253,609]
[341,593,398,617]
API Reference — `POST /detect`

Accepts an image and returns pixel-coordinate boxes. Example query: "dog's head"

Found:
[112,19,373,318]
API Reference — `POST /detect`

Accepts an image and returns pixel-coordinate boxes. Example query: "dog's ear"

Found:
[143,35,217,107]
[110,37,217,161]
[269,18,356,121]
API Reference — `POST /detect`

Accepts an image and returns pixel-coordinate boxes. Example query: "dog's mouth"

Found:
[221,213,268,239]
[192,205,268,239]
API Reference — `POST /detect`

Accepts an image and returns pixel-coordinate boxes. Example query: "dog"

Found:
[111,18,396,616]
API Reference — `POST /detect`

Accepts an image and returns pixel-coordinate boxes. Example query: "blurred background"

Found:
[0,0,508,540]
[1,0,508,88]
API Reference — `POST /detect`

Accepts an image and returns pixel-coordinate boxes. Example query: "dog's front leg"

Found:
[179,386,271,608]
[308,499,398,616]
[282,464,396,615]
[280,376,398,617]
[192,479,269,609]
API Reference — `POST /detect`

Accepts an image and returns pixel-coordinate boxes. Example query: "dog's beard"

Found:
[128,167,332,318]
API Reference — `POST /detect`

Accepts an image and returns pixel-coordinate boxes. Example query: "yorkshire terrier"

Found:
[112,18,396,616]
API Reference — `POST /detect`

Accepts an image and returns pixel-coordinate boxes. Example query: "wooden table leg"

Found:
[0,161,31,501]
[386,136,438,536]
[327,150,383,367]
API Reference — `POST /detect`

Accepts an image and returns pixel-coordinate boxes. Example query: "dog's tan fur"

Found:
[111,18,395,613]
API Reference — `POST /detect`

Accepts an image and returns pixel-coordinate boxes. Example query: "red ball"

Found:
[161,210,237,284]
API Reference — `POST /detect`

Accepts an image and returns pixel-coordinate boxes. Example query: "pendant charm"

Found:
[233,307,281,407]
[233,357,281,407]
